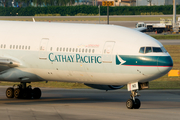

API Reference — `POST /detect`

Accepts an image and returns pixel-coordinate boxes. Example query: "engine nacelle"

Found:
[84,84,124,90]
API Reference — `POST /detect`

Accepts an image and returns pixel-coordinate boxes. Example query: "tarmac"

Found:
[0,87,179,120]
[159,40,180,45]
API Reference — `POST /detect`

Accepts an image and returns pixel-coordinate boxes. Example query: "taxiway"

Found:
[0,87,179,120]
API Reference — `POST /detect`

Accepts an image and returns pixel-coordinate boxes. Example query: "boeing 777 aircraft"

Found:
[0,21,173,109]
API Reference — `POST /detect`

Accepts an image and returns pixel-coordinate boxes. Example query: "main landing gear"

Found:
[6,82,41,99]
[126,90,141,109]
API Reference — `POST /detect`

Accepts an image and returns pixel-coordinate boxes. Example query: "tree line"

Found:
[0,5,179,16]
[0,0,78,7]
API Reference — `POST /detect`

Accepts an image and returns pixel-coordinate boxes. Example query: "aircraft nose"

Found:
[157,56,173,74]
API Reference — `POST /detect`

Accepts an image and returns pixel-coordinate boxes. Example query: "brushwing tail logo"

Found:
[116,55,126,65]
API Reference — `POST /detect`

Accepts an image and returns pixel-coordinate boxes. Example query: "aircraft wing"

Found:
[0,57,20,72]
[134,27,147,32]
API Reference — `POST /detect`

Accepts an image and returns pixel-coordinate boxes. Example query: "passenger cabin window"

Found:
[79,48,81,52]
[19,45,21,49]
[16,45,18,49]
[76,48,78,52]
[72,48,75,52]
[10,45,12,49]
[89,49,91,53]
[92,49,95,53]
[50,47,52,51]
[4,45,6,48]
[82,49,84,53]
[85,49,88,53]
[13,45,15,49]
[60,47,62,51]
[66,48,68,52]
[57,47,59,51]
[22,46,24,49]
[69,48,71,52]
[63,48,65,52]
[28,46,30,50]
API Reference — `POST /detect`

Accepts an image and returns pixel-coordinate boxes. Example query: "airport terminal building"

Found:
[113,0,180,6]
[93,0,180,6]
[1,0,180,7]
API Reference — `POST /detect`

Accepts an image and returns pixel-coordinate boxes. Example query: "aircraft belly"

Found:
[0,68,40,82]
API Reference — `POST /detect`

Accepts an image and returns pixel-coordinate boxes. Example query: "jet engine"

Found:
[84,84,124,90]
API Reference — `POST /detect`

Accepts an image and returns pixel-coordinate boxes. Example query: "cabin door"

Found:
[102,41,115,63]
[39,38,49,60]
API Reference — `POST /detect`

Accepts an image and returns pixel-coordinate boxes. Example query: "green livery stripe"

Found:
[116,55,173,67]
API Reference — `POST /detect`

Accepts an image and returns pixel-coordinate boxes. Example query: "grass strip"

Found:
[1,80,180,89]
[122,80,180,89]
[0,16,176,22]
[149,81,180,89]
[0,81,90,89]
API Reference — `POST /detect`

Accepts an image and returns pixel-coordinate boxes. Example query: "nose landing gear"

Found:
[6,82,41,99]
[126,90,141,109]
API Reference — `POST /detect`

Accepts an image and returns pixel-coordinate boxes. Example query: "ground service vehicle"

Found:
[136,18,180,33]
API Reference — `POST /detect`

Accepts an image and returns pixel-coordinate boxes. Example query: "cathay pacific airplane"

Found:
[0,21,173,109]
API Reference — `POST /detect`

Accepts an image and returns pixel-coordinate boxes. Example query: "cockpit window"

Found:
[153,47,162,52]
[145,47,152,53]
[139,47,145,53]
[139,46,166,54]
[161,46,167,53]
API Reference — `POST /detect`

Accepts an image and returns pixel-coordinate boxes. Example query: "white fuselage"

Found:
[0,21,173,85]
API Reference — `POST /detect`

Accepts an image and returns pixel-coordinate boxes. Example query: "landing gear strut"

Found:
[126,90,141,109]
[6,82,41,99]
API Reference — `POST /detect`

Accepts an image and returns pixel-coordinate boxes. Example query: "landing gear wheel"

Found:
[22,88,32,99]
[133,98,141,109]
[6,87,14,98]
[27,88,33,99]
[33,88,41,99]
[126,99,134,109]
[14,88,22,99]
[5,83,42,99]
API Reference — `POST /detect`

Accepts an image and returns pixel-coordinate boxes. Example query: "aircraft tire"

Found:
[126,99,134,109]
[27,88,33,99]
[133,98,141,109]
[22,88,32,99]
[14,88,22,99]
[6,87,14,98]
[33,87,41,99]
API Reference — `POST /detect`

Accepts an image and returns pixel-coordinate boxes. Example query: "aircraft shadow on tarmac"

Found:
[1,89,179,108]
